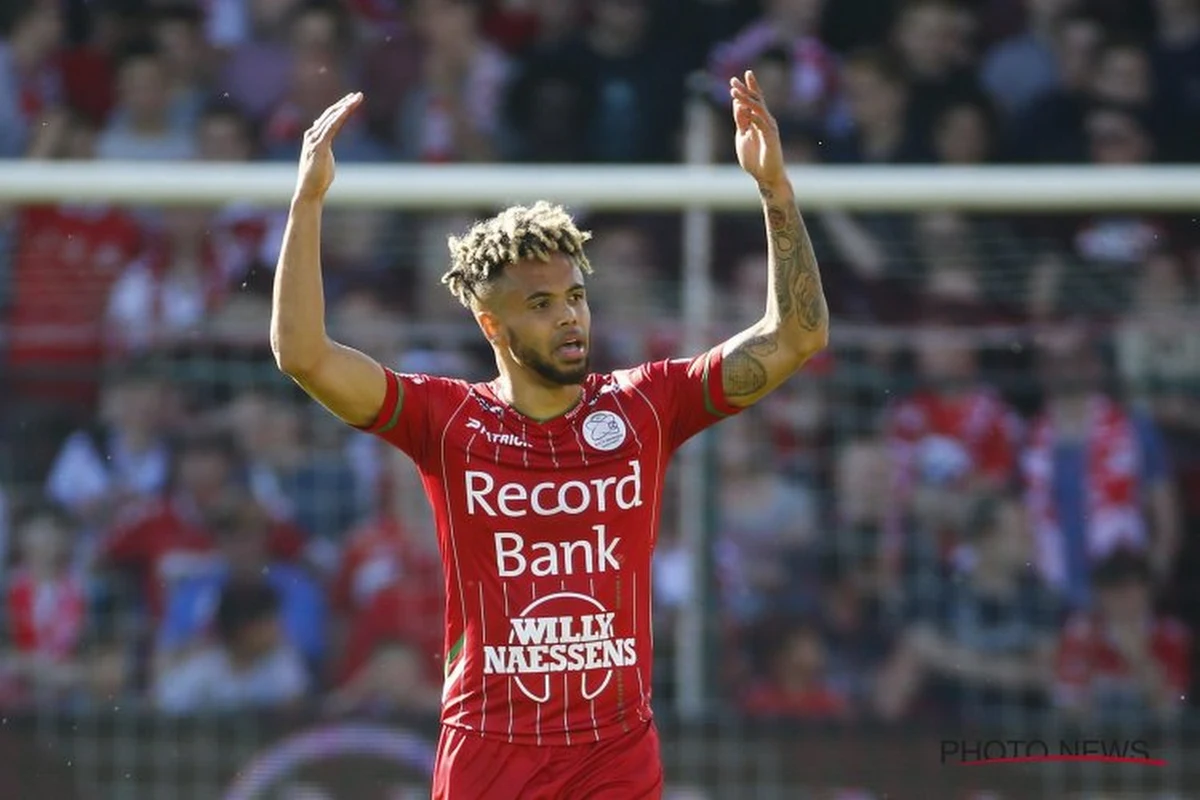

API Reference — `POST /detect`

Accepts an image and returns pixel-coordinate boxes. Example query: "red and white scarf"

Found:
[6,569,86,660]
[1023,395,1146,589]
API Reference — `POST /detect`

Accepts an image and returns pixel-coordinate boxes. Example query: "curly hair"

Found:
[441,202,593,308]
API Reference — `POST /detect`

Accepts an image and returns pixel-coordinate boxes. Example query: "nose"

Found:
[558,301,578,326]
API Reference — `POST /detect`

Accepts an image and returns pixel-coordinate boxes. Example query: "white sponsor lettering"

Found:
[494,524,620,578]
[466,417,531,448]
[481,592,634,704]
[484,611,637,676]
[465,460,642,518]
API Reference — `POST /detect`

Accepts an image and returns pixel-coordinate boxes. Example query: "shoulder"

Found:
[387,369,477,414]
[1155,618,1191,647]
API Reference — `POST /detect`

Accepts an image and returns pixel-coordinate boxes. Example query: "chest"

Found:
[449,397,657,474]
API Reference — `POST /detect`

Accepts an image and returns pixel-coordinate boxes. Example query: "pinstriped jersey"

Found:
[359,345,744,745]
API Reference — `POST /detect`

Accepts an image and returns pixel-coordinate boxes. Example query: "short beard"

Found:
[508,327,589,386]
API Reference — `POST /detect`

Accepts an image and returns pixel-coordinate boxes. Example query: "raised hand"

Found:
[730,71,786,187]
[294,92,363,203]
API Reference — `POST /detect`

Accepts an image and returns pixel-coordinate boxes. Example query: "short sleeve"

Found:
[354,368,470,466]
[629,345,746,452]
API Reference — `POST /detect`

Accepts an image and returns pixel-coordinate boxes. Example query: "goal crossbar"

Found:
[2,161,1199,210]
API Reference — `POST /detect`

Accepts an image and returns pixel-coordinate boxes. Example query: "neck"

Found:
[494,367,583,421]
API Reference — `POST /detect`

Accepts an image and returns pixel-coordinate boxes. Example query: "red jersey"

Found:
[1054,612,1190,709]
[358,346,743,745]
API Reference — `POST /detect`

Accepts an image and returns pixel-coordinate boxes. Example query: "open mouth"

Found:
[556,336,587,360]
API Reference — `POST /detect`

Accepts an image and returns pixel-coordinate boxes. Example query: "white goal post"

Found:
[2,160,1200,210]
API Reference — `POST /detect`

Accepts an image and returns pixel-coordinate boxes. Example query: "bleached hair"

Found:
[441,201,593,308]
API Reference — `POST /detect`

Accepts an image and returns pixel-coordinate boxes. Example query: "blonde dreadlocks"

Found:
[441,202,593,308]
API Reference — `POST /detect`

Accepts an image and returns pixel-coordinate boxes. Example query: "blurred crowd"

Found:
[0,0,1198,733]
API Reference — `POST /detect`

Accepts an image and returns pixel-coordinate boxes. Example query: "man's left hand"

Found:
[731,70,787,188]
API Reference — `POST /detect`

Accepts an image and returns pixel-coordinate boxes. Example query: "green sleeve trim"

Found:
[444,632,465,675]
[376,376,405,433]
[702,352,732,419]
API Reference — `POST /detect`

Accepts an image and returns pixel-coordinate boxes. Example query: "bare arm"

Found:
[269,92,389,428]
[721,72,829,407]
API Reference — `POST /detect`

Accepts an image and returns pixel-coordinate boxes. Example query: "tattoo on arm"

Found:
[722,333,778,398]
[721,182,828,401]
[758,181,827,332]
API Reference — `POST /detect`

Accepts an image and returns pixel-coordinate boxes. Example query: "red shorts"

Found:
[431,721,664,800]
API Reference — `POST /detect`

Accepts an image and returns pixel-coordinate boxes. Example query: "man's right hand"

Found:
[294,92,364,203]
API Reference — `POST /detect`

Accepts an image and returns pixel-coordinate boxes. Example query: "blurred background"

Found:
[1,0,1200,797]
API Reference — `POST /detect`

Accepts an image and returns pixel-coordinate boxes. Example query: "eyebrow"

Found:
[524,284,586,303]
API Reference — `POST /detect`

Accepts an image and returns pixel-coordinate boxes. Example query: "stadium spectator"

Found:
[498,47,597,162]
[812,557,893,713]
[394,0,508,162]
[547,0,686,163]
[1115,252,1200,614]
[741,622,852,721]
[0,0,64,158]
[715,408,819,627]
[880,322,1020,583]
[874,494,1061,722]
[1006,12,1103,163]
[981,0,1079,118]
[155,491,327,674]
[1115,250,1200,418]
[330,450,443,690]
[833,435,890,570]
[326,639,441,717]
[707,0,839,129]
[1054,549,1190,723]
[482,0,582,55]
[104,207,242,354]
[212,0,339,119]
[6,111,144,404]
[828,48,927,164]
[1152,0,1200,148]
[97,431,305,619]
[44,365,173,531]
[264,49,389,162]
[0,505,87,706]
[583,224,673,367]
[146,4,213,134]
[96,40,195,161]
[1022,325,1180,607]
[154,578,309,713]
[930,96,997,166]
[889,0,983,144]
[911,208,1033,321]
[225,392,363,541]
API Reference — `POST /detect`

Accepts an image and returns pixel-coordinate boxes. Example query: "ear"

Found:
[477,310,501,344]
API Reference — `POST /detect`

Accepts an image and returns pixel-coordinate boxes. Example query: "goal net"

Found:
[0,157,1198,800]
